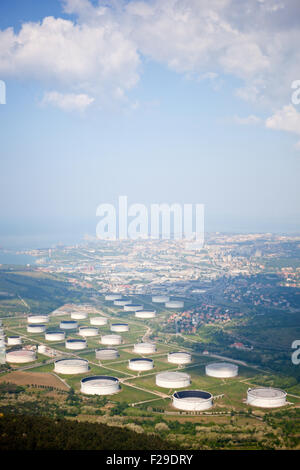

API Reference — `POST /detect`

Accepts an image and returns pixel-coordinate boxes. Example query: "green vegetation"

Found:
[0,414,177,450]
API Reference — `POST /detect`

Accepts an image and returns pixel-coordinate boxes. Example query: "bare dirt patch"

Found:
[0,371,69,390]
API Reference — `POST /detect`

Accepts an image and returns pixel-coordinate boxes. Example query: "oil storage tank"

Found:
[247,387,287,408]
[128,358,154,371]
[101,334,122,345]
[165,300,184,309]
[173,390,213,411]
[60,320,78,330]
[156,371,191,388]
[78,327,99,337]
[27,324,46,334]
[45,331,65,341]
[27,315,49,324]
[71,311,88,320]
[110,323,129,332]
[65,339,87,350]
[124,304,143,312]
[90,317,107,326]
[114,298,132,307]
[6,349,36,364]
[96,348,119,360]
[206,362,238,378]
[105,294,122,301]
[168,351,192,365]
[134,342,156,354]
[81,376,120,395]
[7,336,22,346]
[54,358,89,375]
[135,310,156,319]
[152,295,170,303]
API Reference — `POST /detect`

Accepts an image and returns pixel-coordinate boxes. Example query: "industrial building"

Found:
[205,362,238,378]
[246,387,287,408]
[156,371,191,388]
[81,375,120,395]
[173,390,213,411]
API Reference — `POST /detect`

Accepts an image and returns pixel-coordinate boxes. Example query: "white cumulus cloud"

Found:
[266,105,300,149]
[42,91,94,111]
[0,0,300,117]
[234,115,262,125]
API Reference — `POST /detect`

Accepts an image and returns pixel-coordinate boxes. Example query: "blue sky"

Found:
[0,0,300,247]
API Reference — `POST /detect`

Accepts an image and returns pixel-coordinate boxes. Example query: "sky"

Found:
[0,0,300,248]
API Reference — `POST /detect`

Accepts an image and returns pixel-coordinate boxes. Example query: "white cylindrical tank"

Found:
[7,336,22,346]
[38,344,47,354]
[101,334,122,345]
[124,304,143,312]
[173,390,213,411]
[78,327,99,337]
[27,324,46,333]
[81,376,120,395]
[135,310,156,319]
[152,295,170,303]
[206,362,238,378]
[165,300,184,309]
[105,294,122,301]
[96,348,119,360]
[65,339,87,350]
[114,298,132,307]
[54,358,89,375]
[45,331,65,341]
[247,387,287,408]
[156,371,191,388]
[128,358,154,371]
[71,312,88,320]
[27,315,49,324]
[168,351,192,365]
[60,320,78,330]
[134,342,156,354]
[6,349,36,364]
[90,317,108,326]
[110,323,129,332]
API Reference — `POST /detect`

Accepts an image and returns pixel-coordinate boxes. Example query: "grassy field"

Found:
[2,298,300,419]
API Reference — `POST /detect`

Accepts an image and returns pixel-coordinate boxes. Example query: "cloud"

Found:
[0,14,140,108]
[266,104,300,149]
[234,114,262,125]
[0,0,300,114]
[41,91,94,111]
